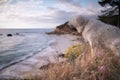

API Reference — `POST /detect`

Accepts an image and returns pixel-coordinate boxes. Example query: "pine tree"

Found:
[98,0,120,27]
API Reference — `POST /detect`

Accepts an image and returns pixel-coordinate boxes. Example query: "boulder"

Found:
[7,34,12,37]
[15,33,19,35]
[0,34,2,36]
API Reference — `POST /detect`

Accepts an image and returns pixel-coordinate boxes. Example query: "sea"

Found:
[0,29,54,70]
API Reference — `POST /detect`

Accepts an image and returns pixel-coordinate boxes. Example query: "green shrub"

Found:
[98,15,119,27]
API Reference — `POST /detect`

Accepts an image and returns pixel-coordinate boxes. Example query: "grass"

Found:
[40,43,120,80]
[12,44,120,80]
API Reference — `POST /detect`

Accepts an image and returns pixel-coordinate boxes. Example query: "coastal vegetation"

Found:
[98,0,119,27]
[28,43,120,80]
[0,0,119,80]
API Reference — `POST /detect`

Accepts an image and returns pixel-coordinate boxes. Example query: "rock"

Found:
[47,21,79,35]
[0,34,3,36]
[39,63,54,70]
[58,54,65,58]
[15,33,19,35]
[7,34,12,37]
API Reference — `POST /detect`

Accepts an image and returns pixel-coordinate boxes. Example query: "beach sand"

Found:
[0,34,83,79]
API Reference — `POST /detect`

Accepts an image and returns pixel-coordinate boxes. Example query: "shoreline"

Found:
[0,34,83,79]
[0,33,49,71]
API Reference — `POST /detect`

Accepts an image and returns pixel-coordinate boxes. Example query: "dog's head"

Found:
[68,15,88,34]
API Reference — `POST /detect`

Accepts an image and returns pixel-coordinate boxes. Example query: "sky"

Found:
[0,0,103,29]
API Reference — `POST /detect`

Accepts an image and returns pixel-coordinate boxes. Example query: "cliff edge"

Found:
[47,22,80,35]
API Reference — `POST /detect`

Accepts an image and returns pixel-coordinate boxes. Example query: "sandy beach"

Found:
[0,34,83,79]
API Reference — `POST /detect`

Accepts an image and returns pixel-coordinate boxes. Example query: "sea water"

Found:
[0,29,54,70]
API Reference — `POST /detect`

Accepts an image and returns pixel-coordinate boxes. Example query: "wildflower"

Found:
[96,52,103,57]
[99,65,105,71]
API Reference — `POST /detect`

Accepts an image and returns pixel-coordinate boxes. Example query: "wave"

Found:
[0,33,55,71]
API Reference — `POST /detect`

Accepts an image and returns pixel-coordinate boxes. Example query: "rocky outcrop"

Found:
[47,22,80,35]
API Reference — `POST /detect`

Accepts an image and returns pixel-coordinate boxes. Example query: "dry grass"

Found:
[21,44,120,80]
[40,43,120,80]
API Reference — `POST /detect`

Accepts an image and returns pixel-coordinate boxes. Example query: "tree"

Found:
[98,0,119,7]
[98,0,120,27]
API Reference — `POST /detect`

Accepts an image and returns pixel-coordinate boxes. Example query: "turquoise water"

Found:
[0,30,52,70]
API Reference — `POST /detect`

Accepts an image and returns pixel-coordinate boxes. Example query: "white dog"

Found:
[68,15,120,56]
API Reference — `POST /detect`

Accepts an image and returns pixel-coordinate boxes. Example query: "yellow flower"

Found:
[65,44,83,58]
[65,43,89,58]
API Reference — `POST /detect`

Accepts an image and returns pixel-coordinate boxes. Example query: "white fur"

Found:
[68,15,120,56]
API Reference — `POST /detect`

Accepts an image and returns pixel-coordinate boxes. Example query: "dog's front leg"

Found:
[89,41,95,57]
[89,40,99,57]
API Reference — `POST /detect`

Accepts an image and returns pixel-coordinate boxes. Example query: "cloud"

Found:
[44,7,75,23]
[0,0,49,28]
[0,0,75,28]
[16,7,75,28]
[0,0,10,12]
[0,0,102,28]
[59,0,102,16]
[60,0,81,10]
[0,0,9,5]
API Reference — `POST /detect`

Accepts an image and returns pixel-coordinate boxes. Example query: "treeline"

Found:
[98,0,120,28]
